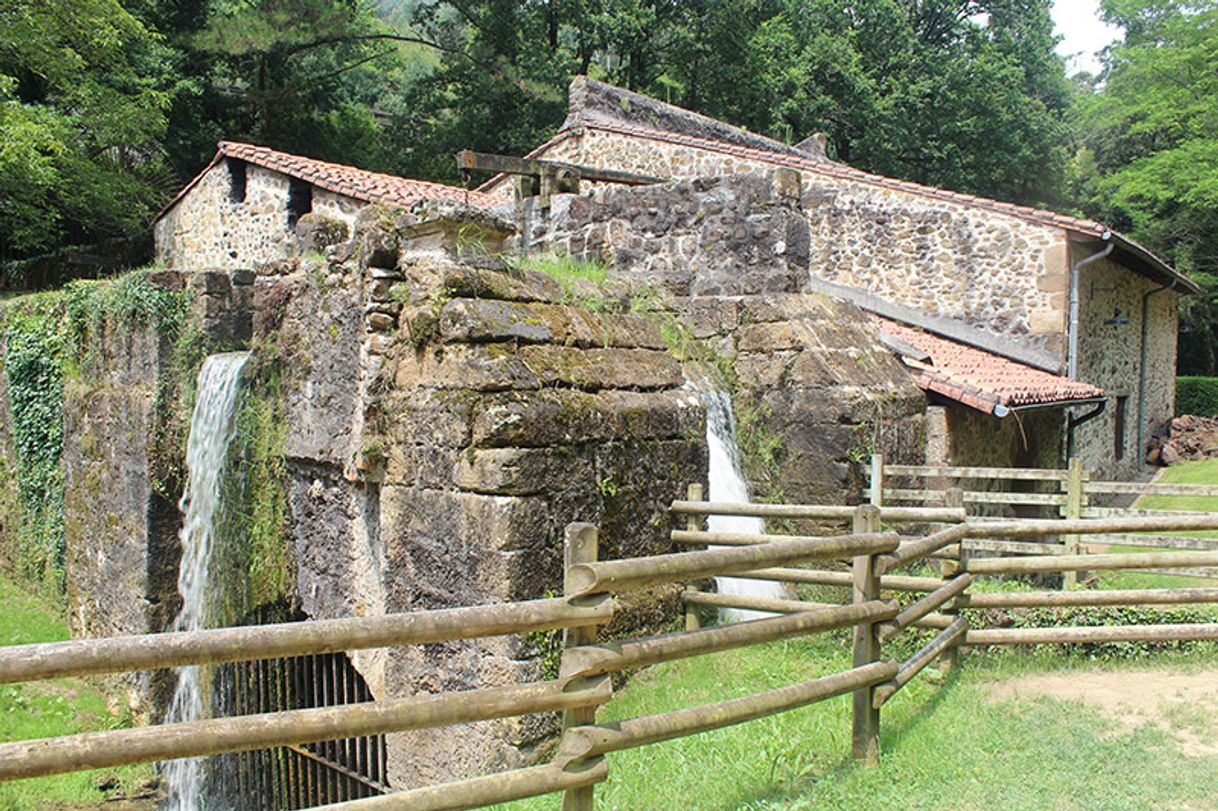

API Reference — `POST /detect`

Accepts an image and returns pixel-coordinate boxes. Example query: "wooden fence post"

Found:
[851,505,882,764]
[939,488,964,674]
[684,483,705,631]
[1064,457,1085,588]
[870,454,884,508]
[561,522,605,811]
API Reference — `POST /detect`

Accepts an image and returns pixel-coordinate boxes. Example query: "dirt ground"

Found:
[987,669,1218,757]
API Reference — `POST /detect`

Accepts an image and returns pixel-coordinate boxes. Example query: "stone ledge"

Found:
[471,389,703,448]
[439,298,665,349]
[394,343,683,392]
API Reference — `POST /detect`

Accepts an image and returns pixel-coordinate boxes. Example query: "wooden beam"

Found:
[456,150,666,186]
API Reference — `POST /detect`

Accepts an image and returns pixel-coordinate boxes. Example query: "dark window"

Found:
[287,178,312,227]
[1114,395,1128,461]
[227,158,247,203]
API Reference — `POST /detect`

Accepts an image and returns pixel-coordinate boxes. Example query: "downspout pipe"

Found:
[1065,234,1114,461]
[1066,399,1107,460]
[1067,233,1114,380]
[1138,279,1179,466]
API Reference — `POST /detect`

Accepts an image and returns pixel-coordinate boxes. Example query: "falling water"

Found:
[703,390,787,621]
[163,351,251,811]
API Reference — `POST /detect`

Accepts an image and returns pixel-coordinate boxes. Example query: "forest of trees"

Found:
[1,0,1214,367]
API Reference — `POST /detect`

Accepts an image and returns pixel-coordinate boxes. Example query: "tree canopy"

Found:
[1071,0,1218,372]
[3,0,1215,381]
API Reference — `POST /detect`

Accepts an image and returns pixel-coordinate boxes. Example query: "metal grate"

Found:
[216,651,388,809]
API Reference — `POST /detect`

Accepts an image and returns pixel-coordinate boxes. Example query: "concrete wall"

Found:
[154,160,363,270]
[1074,253,1180,477]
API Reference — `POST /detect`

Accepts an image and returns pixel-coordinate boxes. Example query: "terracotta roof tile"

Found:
[155,142,495,222]
[874,316,1104,414]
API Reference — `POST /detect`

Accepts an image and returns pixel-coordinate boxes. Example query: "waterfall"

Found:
[703,390,787,622]
[163,351,251,811]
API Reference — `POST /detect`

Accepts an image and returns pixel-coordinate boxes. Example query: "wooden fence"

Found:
[3,492,1218,809]
[862,454,1218,586]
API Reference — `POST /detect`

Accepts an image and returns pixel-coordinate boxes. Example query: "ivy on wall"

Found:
[0,269,191,595]
[3,299,66,588]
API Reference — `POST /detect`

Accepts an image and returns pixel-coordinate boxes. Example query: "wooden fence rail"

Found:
[6,477,1218,810]
[868,452,1218,584]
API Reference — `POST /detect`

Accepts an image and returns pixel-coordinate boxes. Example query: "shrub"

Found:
[1176,376,1218,417]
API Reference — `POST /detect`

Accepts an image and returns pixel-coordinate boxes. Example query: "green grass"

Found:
[513,253,616,311]
[496,639,1218,811]
[0,574,154,809]
[1090,458,1218,590]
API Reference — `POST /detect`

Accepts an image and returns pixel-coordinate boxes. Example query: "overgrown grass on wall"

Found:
[1176,376,1218,417]
[2,294,67,591]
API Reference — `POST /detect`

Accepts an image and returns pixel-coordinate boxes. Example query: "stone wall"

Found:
[154,160,362,270]
[682,294,927,503]
[246,209,704,787]
[528,171,808,296]
[61,270,256,643]
[1074,253,1180,477]
[525,171,926,502]
[510,126,1073,357]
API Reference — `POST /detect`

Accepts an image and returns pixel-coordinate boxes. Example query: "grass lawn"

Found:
[496,638,1218,811]
[0,574,154,810]
[1090,458,1218,590]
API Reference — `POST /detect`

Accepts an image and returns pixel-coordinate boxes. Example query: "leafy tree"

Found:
[389,0,1071,205]
[1071,1,1218,372]
[0,0,173,281]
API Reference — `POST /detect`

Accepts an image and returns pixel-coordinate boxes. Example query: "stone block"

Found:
[230,268,256,286]
[381,487,551,556]
[439,299,554,344]
[393,344,541,391]
[295,212,350,254]
[470,388,702,448]
[733,353,792,387]
[194,270,232,295]
[454,447,595,496]
[736,322,813,353]
[517,346,683,391]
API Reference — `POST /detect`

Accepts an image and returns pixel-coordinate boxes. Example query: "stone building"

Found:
[152,141,495,269]
[483,77,1197,477]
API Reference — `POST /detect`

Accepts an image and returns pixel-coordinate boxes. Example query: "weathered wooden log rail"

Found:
[676,481,1218,772]
[4,473,1218,810]
[867,452,1218,582]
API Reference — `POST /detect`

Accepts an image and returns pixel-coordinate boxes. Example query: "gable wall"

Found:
[1074,253,1180,476]
[523,128,1072,359]
[154,161,364,269]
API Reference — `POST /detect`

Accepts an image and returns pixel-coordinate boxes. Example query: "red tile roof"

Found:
[155,142,495,222]
[874,316,1104,415]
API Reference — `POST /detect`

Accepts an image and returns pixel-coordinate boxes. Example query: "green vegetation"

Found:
[1175,376,1218,417]
[213,343,294,627]
[1,293,67,591]
[497,636,1218,811]
[513,254,615,313]
[0,573,153,809]
[1072,2,1218,374]
[0,269,192,596]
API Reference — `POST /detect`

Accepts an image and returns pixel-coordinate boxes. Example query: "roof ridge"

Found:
[155,141,495,223]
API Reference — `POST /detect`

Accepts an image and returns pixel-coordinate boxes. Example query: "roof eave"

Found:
[1110,233,1200,295]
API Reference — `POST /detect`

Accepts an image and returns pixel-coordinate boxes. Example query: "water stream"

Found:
[703,390,787,621]
[162,351,251,811]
